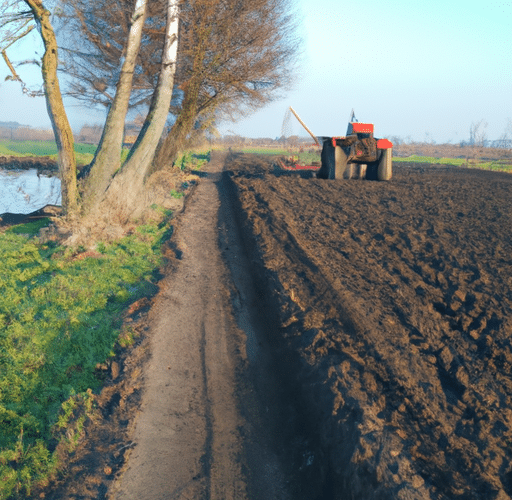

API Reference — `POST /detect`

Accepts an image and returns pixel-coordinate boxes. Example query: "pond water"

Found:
[0,169,61,214]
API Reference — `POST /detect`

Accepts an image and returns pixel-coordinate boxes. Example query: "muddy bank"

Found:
[227,154,512,499]
[0,155,58,175]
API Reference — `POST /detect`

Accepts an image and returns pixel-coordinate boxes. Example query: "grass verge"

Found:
[0,217,169,499]
[0,140,132,168]
[394,155,512,172]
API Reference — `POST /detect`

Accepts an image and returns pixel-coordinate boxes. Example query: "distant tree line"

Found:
[0,123,54,141]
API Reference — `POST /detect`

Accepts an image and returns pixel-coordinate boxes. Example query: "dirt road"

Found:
[109,152,314,499]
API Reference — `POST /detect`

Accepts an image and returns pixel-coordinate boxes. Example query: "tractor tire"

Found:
[317,139,334,179]
[335,146,348,179]
[318,141,349,179]
[366,162,378,180]
[377,148,392,181]
[355,163,367,179]
[343,163,354,179]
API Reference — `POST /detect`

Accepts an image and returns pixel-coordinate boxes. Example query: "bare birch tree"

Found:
[1,0,298,239]
[59,0,299,169]
[155,0,298,169]
[98,0,180,219]
[82,0,149,211]
[1,0,180,222]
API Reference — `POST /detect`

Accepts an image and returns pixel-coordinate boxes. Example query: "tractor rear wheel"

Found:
[317,140,334,179]
[366,162,378,180]
[335,146,348,179]
[377,148,392,181]
[318,142,348,179]
[343,163,354,179]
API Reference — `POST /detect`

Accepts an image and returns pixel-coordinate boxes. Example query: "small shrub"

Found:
[176,150,210,170]
[170,189,184,199]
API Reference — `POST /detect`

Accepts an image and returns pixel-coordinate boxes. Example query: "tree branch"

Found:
[1,48,20,80]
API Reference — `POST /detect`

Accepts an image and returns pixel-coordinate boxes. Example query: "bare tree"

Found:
[56,0,163,110]
[498,118,512,147]
[1,0,179,220]
[98,0,180,219]
[77,124,103,144]
[58,0,299,168]
[1,0,36,93]
[81,0,149,212]
[469,119,488,147]
[154,0,298,169]
[4,0,79,214]
[1,0,298,235]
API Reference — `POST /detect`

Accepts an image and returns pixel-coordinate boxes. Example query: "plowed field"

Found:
[226,153,512,499]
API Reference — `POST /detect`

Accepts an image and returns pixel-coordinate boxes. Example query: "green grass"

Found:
[0,140,100,167]
[175,150,210,170]
[393,155,467,166]
[0,140,202,169]
[394,155,512,172]
[236,148,322,165]
[0,219,169,499]
[240,147,288,155]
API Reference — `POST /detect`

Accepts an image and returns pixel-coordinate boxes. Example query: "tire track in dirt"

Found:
[110,152,314,500]
[199,320,214,500]
[110,157,247,500]
[227,155,512,499]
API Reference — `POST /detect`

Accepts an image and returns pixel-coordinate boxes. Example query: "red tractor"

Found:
[317,120,393,181]
[278,109,393,181]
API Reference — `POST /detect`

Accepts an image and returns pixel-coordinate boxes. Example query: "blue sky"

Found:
[1,0,511,143]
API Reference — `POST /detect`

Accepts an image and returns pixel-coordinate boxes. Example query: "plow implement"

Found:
[276,155,322,172]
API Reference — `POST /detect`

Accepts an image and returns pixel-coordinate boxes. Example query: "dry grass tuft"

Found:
[59,167,199,248]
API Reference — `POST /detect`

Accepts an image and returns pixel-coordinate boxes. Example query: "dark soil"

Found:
[28,153,512,500]
[0,205,62,227]
[226,154,512,499]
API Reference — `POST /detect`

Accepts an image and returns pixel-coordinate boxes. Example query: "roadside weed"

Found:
[176,150,210,170]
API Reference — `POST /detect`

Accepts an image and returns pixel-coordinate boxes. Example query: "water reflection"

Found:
[0,169,61,214]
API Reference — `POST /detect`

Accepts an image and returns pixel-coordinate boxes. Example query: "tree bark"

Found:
[152,21,208,170]
[152,78,201,170]
[122,0,179,184]
[23,0,77,215]
[82,0,149,213]
[101,0,180,217]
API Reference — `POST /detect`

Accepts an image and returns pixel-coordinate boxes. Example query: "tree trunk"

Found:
[23,0,77,215]
[101,0,180,218]
[152,35,207,171]
[82,0,149,212]
[153,81,201,170]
